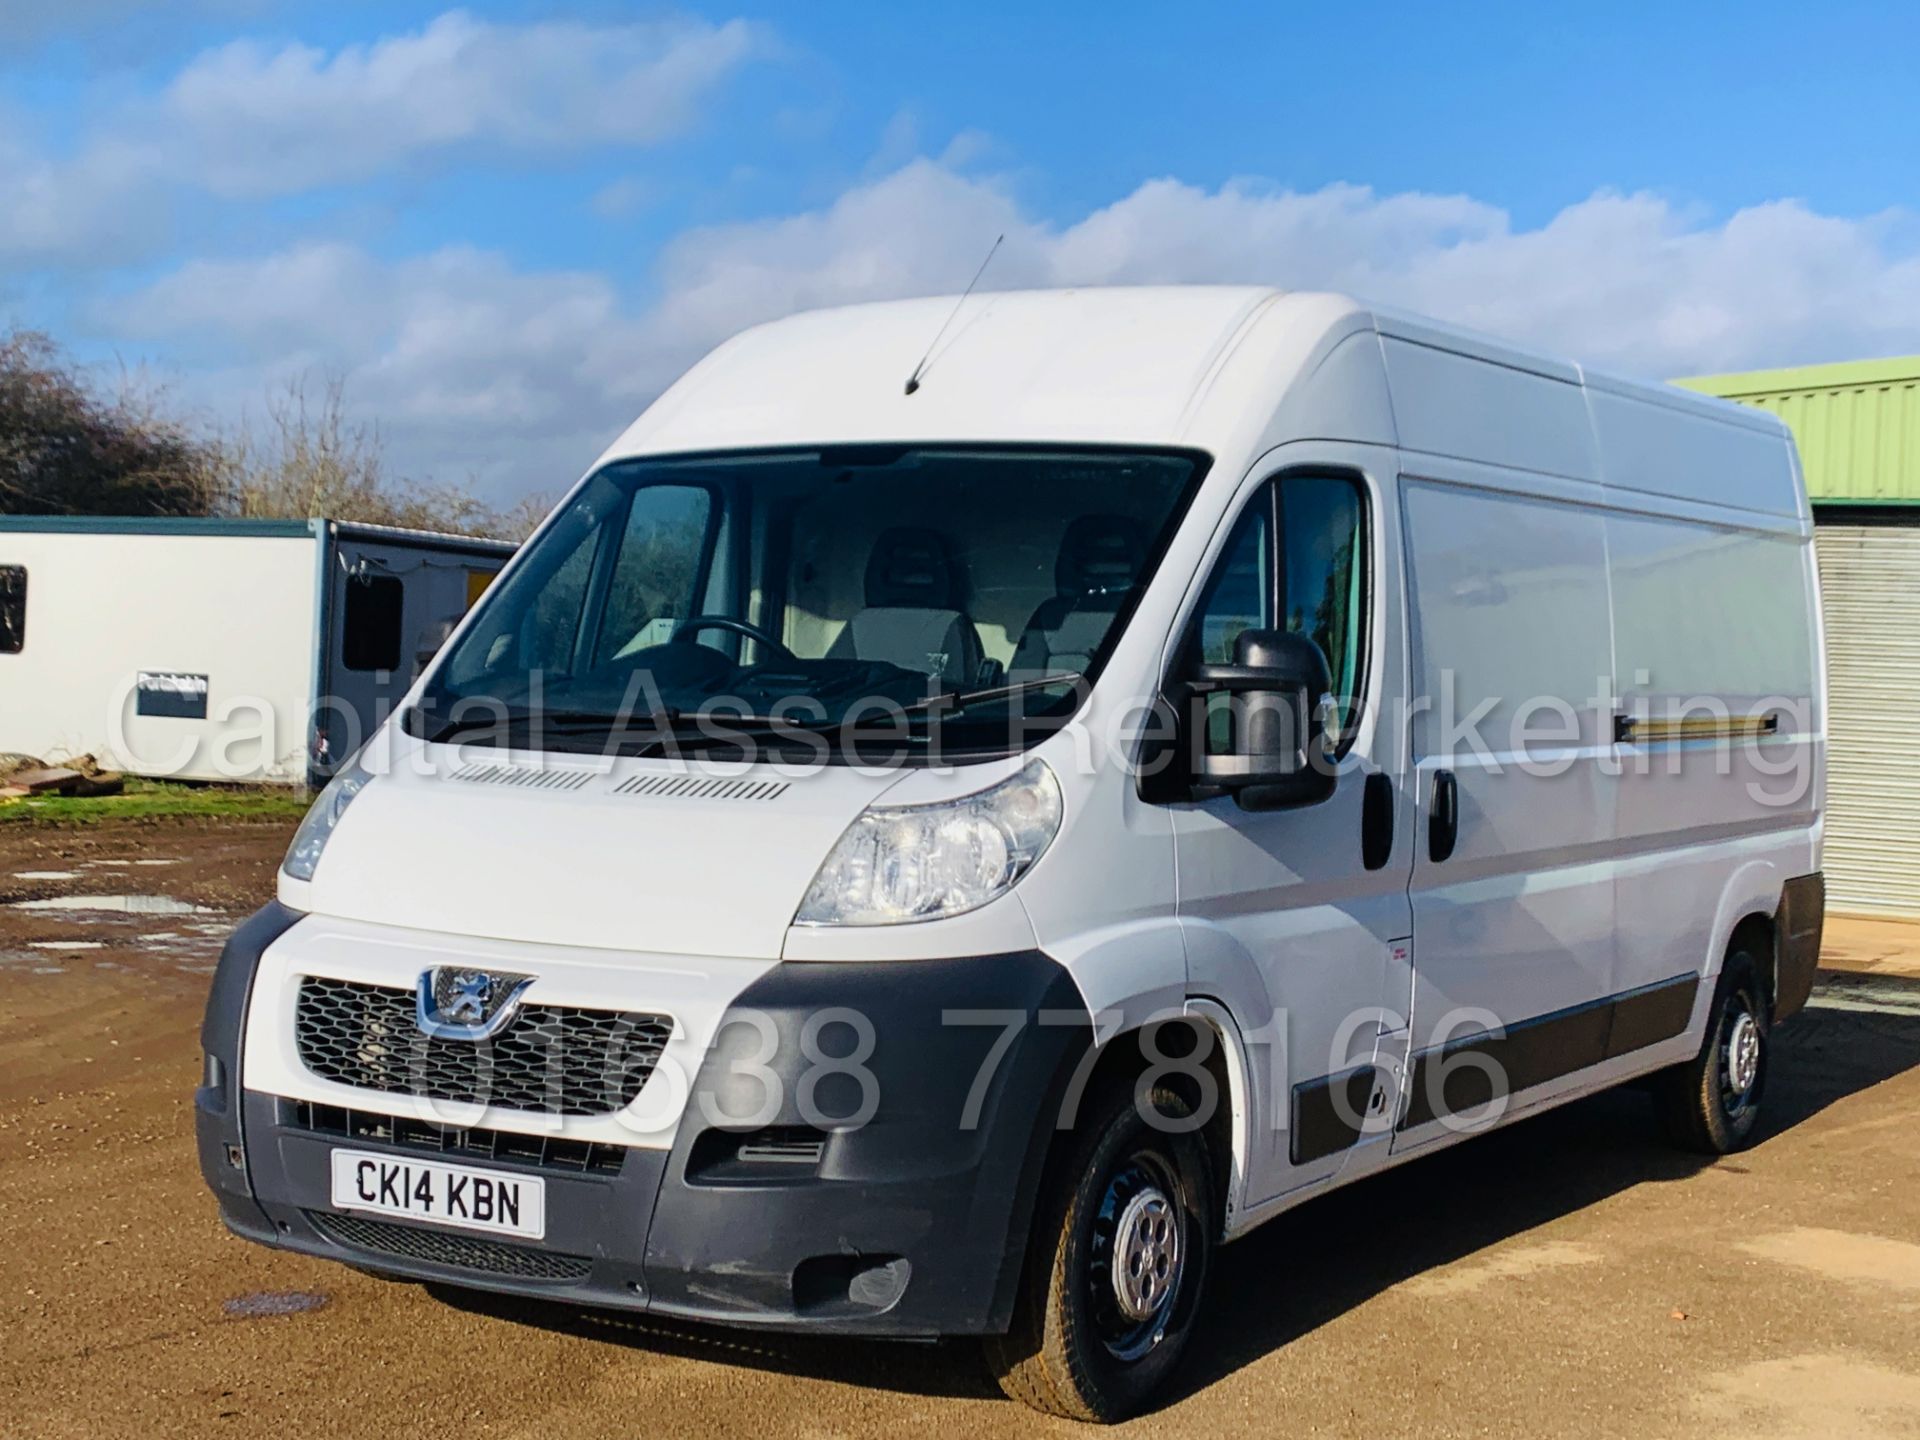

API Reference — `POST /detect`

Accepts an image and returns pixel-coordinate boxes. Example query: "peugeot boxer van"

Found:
[198,287,1826,1422]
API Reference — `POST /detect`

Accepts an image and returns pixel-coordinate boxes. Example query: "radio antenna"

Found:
[904,233,1003,395]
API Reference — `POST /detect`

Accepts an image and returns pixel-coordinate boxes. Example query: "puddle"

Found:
[223,1290,330,1320]
[133,859,180,867]
[12,871,80,882]
[10,894,217,916]
[4,890,234,976]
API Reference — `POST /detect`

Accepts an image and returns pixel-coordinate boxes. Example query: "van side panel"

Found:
[1380,339,1598,482]
[1586,383,1804,519]
[1602,458,1821,1005]
[1400,474,1619,1035]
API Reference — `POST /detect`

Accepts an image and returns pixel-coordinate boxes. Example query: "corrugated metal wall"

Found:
[1815,526,1920,916]
[1675,356,1920,504]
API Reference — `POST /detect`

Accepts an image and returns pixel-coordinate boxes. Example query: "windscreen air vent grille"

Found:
[612,774,791,803]
[449,761,596,792]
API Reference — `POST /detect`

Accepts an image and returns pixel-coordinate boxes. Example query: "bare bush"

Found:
[0,330,551,541]
[0,330,223,516]
[213,374,549,541]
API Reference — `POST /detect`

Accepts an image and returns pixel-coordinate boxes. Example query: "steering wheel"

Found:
[668,614,796,663]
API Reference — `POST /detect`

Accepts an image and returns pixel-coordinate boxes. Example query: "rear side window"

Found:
[0,566,24,654]
[342,573,404,672]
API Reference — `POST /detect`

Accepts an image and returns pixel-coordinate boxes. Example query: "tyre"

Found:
[984,1083,1215,1423]
[1659,949,1770,1154]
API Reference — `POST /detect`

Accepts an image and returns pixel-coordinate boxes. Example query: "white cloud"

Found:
[113,241,667,497]
[652,165,1920,379]
[589,176,656,220]
[0,130,167,269]
[163,10,767,196]
[105,161,1920,502]
[0,8,769,264]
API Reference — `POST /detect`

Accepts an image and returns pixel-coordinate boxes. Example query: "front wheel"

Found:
[984,1084,1215,1423]
[1659,950,1770,1154]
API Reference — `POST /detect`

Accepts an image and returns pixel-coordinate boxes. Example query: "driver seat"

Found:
[827,527,984,686]
[1010,514,1148,678]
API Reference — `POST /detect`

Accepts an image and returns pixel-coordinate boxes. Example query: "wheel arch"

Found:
[1707,858,1789,1021]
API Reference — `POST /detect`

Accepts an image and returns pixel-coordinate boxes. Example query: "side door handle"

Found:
[1429,768,1458,863]
[1362,772,1393,871]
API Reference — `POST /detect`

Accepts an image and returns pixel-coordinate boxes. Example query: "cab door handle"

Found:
[1429,769,1458,863]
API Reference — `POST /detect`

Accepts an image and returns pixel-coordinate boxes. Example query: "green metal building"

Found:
[1677,356,1920,916]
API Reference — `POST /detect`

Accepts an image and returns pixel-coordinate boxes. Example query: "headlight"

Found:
[795,759,1063,927]
[282,754,374,881]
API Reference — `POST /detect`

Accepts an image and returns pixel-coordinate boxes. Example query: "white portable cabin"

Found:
[0,516,517,785]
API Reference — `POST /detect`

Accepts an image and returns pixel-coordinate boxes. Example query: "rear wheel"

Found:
[1660,950,1769,1154]
[984,1084,1214,1423]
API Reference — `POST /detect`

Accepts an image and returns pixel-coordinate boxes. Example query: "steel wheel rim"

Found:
[1719,995,1764,1116]
[1086,1151,1186,1363]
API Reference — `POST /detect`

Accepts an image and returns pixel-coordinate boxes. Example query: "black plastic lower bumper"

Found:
[196,907,1092,1337]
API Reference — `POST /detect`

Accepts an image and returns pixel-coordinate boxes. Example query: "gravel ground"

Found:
[3,819,1918,1438]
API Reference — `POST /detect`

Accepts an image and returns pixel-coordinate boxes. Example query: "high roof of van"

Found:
[608,286,1356,457]
[605,285,1801,520]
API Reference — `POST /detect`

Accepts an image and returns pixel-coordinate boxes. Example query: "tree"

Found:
[216,373,547,540]
[0,330,222,516]
[0,328,549,541]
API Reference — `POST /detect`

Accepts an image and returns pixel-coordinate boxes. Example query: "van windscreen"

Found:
[414,446,1207,762]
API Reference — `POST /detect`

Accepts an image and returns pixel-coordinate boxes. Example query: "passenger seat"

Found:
[1010,514,1148,677]
[828,527,984,686]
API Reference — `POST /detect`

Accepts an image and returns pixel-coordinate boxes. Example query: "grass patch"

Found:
[0,778,312,826]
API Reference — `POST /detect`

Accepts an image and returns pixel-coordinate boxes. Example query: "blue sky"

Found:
[5,2,1918,500]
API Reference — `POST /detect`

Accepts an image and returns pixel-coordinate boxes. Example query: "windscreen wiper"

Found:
[899,672,1088,717]
[419,707,682,745]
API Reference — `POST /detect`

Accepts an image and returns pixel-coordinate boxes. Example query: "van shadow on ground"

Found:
[428,974,1920,1410]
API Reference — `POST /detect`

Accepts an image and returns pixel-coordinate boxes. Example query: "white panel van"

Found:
[197,288,1826,1422]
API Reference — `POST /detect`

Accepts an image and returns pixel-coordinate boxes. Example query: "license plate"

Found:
[328,1150,546,1240]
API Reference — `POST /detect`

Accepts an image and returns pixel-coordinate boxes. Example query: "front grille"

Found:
[284,1100,628,1176]
[307,1210,591,1282]
[294,976,673,1117]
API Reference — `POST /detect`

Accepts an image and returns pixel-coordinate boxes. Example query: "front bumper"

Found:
[196,906,1092,1336]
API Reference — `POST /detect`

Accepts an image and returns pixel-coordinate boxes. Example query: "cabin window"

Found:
[342,572,404,672]
[1277,474,1368,742]
[1194,505,1272,666]
[0,566,24,654]
[1191,472,1370,751]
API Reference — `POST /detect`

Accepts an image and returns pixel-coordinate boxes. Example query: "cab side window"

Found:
[1192,474,1369,747]
[1194,502,1271,664]
[1279,475,1367,739]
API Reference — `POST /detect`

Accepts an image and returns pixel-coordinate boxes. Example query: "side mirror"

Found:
[1188,628,1337,810]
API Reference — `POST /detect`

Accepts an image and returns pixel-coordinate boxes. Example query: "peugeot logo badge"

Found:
[444,971,493,1024]
[416,966,536,1041]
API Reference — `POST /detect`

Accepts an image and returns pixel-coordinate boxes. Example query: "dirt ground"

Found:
[3,819,1919,1439]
